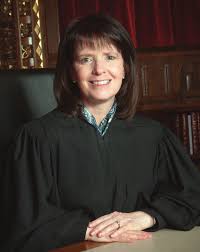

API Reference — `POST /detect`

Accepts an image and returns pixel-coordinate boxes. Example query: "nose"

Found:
[92,59,105,75]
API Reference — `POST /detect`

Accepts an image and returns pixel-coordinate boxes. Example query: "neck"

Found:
[83,100,115,125]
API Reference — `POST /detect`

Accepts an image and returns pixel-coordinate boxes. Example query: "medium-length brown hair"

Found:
[54,13,139,119]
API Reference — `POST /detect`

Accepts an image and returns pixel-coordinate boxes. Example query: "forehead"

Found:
[74,37,121,54]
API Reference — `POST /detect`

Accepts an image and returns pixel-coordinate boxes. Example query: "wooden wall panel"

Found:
[136,49,200,111]
[40,0,60,68]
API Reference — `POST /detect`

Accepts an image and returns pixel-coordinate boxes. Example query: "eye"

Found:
[106,55,116,61]
[79,56,93,64]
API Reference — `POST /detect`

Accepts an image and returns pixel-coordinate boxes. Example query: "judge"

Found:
[1,13,200,252]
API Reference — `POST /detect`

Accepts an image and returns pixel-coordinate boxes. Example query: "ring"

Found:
[116,220,120,229]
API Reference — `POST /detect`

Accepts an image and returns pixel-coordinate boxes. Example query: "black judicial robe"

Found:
[1,109,200,251]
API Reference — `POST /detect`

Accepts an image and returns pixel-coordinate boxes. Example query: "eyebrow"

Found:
[76,51,120,57]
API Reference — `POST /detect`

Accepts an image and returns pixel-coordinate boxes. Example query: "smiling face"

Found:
[72,43,125,108]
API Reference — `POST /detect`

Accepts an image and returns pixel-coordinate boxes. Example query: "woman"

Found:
[1,14,200,252]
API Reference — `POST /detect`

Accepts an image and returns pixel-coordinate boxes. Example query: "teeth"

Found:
[90,80,110,85]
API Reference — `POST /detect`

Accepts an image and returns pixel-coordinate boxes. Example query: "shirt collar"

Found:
[81,102,117,136]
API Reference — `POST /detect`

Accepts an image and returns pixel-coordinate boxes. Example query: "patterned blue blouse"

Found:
[81,102,117,136]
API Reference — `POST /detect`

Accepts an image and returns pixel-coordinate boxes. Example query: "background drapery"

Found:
[58,0,200,48]
[58,0,137,46]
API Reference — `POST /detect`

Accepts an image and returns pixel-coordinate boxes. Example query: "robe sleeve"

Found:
[0,123,91,252]
[143,126,200,231]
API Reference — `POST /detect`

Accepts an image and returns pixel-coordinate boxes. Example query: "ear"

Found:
[69,67,77,83]
[122,62,126,75]
[122,65,126,79]
[124,63,129,76]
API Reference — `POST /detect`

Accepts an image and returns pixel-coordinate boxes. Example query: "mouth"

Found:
[89,79,111,86]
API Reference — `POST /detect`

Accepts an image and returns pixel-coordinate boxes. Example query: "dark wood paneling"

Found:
[136,49,200,111]
[40,0,60,68]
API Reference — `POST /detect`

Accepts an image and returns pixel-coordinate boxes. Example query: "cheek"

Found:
[111,64,124,78]
[74,66,91,82]
[73,69,86,81]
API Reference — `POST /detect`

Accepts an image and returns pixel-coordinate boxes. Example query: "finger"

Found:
[88,235,113,243]
[97,218,131,237]
[112,230,152,243]
[111,225,151,238]
[90,217,120,236]
[91,213,131,237]
[109,224,130,238]
[88,234,115,243]
[89,211,120,227]
[123,231,152,242]
[96,221,121,237]
[108,219,138,238]
[128,231,152,241]
[89,211,120,228]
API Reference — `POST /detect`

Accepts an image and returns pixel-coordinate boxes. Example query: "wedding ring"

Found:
[116,220,120,229]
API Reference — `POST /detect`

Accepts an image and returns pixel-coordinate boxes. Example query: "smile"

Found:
[89,80,111,85]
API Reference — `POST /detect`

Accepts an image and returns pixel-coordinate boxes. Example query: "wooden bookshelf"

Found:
[136,48,200,167]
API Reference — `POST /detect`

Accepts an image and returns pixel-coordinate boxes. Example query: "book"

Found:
[175,114,181,140]
[187,114,193,156]
[180,113,190,154]
[191,112,199,157]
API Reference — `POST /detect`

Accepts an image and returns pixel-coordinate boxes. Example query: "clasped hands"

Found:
[85,211,155,243]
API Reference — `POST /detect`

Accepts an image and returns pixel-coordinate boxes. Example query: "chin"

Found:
[91,93,116,101]
[91,97,115,104]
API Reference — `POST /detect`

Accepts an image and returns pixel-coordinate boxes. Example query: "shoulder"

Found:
[19,109,76,141]
[133,114,162,127]
[134,114,167,142]
[112,114,168,146]
[121,114,165,136]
